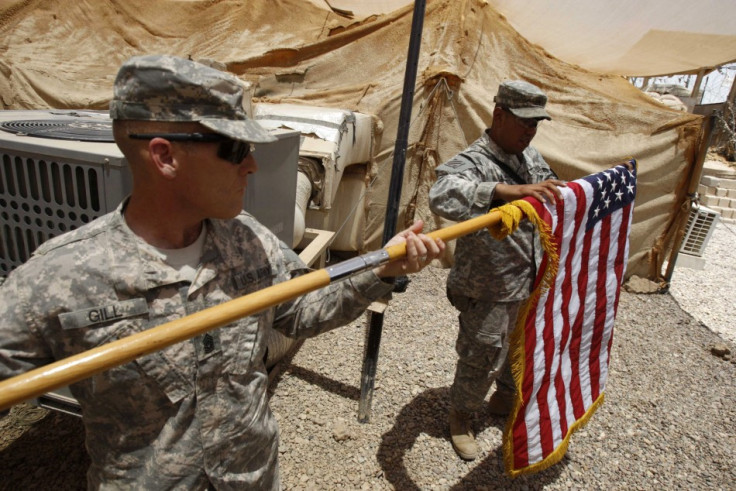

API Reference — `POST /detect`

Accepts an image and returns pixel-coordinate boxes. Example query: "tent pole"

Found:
[358,0,426,423]
[662,112,716,287]
[690,68,707,102]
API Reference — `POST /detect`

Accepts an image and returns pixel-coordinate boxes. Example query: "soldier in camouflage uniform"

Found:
[429,81,565,461]
[0,55,444,489]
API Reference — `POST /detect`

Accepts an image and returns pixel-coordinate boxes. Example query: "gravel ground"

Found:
[667,220,736,345]
[269,265,736,490]
[1,226,735,489]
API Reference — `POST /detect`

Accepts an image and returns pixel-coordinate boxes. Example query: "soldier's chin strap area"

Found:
[0,209,513,412]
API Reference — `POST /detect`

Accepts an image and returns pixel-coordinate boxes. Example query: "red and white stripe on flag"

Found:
[504,161,637,477]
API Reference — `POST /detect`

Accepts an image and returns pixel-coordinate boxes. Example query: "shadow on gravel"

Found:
[274,363,362,401]
[376,387,567,490]
[0,409,88,490]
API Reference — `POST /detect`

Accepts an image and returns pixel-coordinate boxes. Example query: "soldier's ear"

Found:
[148,138,178,180]
[491,106,504,125]
[493,106,509,121]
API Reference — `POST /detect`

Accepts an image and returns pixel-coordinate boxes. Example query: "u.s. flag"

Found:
[503,161,637,476]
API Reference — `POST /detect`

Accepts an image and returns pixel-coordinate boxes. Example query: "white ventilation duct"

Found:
[292,171,313,248]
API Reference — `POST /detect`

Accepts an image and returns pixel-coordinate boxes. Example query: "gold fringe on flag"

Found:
[492,200,607,476]
[486,199,585,477]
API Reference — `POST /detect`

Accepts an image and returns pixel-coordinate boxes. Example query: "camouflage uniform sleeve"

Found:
[0,270,55,396]
[429,153,497,222]
[271,245,392,339]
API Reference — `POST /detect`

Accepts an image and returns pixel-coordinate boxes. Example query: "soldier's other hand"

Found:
[495,179,567,205]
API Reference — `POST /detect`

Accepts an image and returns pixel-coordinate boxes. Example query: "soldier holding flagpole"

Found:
[0,54,444,489]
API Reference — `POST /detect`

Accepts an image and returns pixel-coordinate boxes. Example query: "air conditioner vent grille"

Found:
[0,119,113,142]
[1,151,107,274]
[680,205,719,257]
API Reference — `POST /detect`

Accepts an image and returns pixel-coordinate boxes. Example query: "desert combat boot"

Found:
[449,407,480,460]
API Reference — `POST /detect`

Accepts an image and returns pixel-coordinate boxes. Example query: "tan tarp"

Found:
[315,0,736,76]
[0,0,704,281]
[488,0,736,77]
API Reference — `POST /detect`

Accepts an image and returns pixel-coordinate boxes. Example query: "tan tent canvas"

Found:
[488,0,736,77]
[0,0,705,281]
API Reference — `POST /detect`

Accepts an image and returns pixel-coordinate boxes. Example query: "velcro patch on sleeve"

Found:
[435,157,475,174]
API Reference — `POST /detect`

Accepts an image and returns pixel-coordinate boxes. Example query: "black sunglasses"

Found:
[129,133,254,164]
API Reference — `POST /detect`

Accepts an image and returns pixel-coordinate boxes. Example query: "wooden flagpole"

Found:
[0,210,502,411]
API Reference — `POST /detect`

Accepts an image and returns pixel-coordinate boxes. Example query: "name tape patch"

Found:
[59,298,149,330]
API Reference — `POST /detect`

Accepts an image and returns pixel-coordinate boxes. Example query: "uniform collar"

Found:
[109,201,253,295]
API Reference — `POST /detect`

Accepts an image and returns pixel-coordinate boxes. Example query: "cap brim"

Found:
[508,106,551,121]
[200,118,278,143]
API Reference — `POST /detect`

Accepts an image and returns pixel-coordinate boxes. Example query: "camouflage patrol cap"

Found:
[109,54,276,143]
[493,80,551,120]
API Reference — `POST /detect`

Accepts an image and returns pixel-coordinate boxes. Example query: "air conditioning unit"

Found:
[676,203,720,270]
[0,110,129,275]
[0,109,299,275]
[679,204,719,257]
[254,102,373,251]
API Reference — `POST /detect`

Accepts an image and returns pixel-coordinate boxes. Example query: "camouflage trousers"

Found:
[447,292,525,414]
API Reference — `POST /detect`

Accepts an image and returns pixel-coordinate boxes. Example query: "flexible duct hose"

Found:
[264,170,316,369]
[292,171,313,248]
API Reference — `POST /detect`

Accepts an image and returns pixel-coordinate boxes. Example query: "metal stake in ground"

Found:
[357,0,427,424]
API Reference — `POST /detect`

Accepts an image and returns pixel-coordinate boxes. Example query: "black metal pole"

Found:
[358,0,426,423]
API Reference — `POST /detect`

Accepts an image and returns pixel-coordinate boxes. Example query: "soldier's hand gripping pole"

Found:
[0,210,503,412]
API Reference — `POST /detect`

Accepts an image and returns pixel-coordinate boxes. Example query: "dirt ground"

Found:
[0,404,88,489]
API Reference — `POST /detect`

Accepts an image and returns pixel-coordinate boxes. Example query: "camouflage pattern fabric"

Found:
[429,131,556,302]
[493,80,551,120]
[110,54,276,144]
[448,295,523,413]
[0,203,392,489]
[429,131,556,412]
